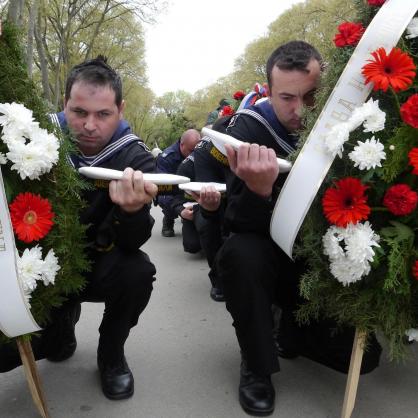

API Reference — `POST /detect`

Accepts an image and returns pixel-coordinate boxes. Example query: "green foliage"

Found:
[382,126,418,182]
[0,21,89,343]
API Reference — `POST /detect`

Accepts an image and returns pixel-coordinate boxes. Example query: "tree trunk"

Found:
[27,1,38,79]
[34,5,51,102]
[7,0,25,26]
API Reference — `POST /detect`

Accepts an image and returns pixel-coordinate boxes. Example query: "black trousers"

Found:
[0,247,156,372]
[78,247,156,363]
[182,208,224,288]
[216,232,301,376]
[216,232,382,376]
[181,218,201,253]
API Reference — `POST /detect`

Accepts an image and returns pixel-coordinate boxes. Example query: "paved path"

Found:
[1,207,417,417]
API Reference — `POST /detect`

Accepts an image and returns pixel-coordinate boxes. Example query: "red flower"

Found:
[361,47,416,92]
[233,90,245,101]
[9,192,54,243]
[322,177,370,227]
[413,261,418,281]
[219,105,234,117]
[367,0,386,5]
[383,184,418,216]
[401,94,418,129]
[408,148,418,175]
[334,22,365,47]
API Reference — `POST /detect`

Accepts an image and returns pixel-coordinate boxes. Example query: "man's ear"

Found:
[119,100,125,119]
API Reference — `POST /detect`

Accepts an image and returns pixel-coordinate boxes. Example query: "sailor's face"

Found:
[64,81,124,156]
[269,59,321,133]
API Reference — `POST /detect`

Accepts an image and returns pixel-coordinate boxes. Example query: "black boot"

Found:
[239,359,275,416]
[210,285,225,302]
[97,353,134,400]
[162,216,175,237]
[46,301,81,362]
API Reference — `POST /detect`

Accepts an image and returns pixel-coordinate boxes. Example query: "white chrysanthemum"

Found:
[17,246,44,293]
[405,328,418,342]
[329,257,369,286]
[406,18,418,39]
[41,249,60,286]
[30,126,60,163]
[323,222,379,286]
[0,153,7,164]
[363,106,386,133]
[23,291,32,306]
[348,108,366,131]
[323,123,350,157]
[348,137,386,170]
[323,226,345,260]
[0,102,37,138]
[344,222,380,264]
[7,140,51,180]
[348,99,385,133]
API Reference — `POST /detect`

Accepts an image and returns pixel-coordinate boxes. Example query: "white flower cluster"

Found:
[323,99,386,169]
[17,246,60,304]
[405,328,418,342]
[323,221,380,286]
[406,18,418,39]
[0,102,59,180]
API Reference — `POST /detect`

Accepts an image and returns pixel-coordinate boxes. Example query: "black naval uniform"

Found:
[215,100,381,376]
[54,112,157,365]
[171,153,202,253]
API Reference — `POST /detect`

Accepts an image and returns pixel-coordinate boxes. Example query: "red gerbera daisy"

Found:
[219,105,234,117]
[367,0,386,6]
[361,47,416,92]
[334,22,365,48]
[408,148,418,175]
[322,177,370,227]
[9,192,54,243]
[401,94,418,129]
[413,261,418,281]
[383,184,418,216]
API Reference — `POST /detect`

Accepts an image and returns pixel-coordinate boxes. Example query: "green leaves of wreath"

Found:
[0,23,89,345]
[295,0,418,359]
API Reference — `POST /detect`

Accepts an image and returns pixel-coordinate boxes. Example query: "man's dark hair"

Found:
[266,41,323,90]
[65,55,123,106]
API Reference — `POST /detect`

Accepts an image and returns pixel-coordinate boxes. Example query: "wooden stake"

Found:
[16,337,50,418]
[341,329,367,418]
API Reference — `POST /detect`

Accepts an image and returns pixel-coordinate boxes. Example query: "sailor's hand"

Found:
[190,185,221,212]
[180,206,194,220]
[225,143,278,198]
[109,167,158,213]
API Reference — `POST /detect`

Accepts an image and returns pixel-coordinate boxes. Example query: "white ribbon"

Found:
[270,0,418,258]
[0,166,41,337]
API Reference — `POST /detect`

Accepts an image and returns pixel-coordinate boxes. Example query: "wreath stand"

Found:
[15,336,50,418]
[341,329,367,418]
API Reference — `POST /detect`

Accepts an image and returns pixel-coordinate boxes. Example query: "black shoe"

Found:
[46,302,81,362]
[98,355,134,400]
[162,216,175,237]
[239,360,275,416]
[210,286,225,302]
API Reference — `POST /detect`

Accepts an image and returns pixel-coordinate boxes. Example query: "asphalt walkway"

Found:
[1,207,417,417]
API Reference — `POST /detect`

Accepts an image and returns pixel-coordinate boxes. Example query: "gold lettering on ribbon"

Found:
[348,77,365,92]
[338,98,357,113]
[330,110,351,122]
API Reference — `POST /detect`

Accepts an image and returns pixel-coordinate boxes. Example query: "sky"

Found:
[144,0,304,97]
